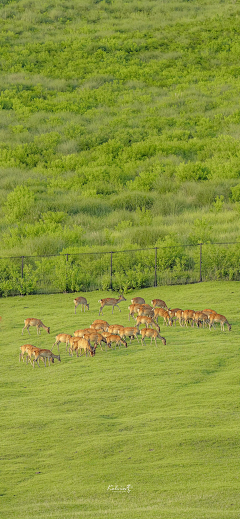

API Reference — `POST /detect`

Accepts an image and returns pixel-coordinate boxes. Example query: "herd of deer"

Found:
[19,294,231,368]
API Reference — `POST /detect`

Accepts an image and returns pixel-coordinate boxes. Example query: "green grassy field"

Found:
[0,281,239,518]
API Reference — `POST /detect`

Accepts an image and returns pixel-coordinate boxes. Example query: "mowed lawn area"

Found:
[1,281,239,519]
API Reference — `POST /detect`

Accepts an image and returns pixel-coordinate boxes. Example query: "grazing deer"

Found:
[136,315,160,332]
[33,349,61,367]
[168,308,182,326]
[52,333,72,353]
[105,334,127,349]
[128,303,142,321]
[119,326,140,344]
[98,294,126,315]
[22,318,50,335]
[193,311,209,328]
[140,328,166,346]
[154,308,173,326]
[151,299,168,310]
[83,331,107,352]
[74,297,89,314]
[175,309,184,326]
[68,336,81,354]
[131,297,145,305]
[182,310,195,327]
[76,338,96,357]
[208,313,231,331]
[19,344,34,364]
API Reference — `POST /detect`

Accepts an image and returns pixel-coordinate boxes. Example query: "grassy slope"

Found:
[1,281,239,518]
[0,0,240,255]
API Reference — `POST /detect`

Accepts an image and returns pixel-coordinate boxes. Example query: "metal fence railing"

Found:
[0,241,239,296]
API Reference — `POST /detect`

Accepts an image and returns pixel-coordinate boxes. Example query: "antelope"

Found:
[128,303,142,321]
[33,349,61,367]
[119,326,140,343]
[131,297,145,305]
[98,294,126,315]
[74,296,89,314]
[208,313,231,331]
[105,334,127,349]
[154,308,173,326]
[52,333,72,353]
[151,299,168,310]
[140,328,166,346]
[182,310,195,327]
[22,318,50,335]
[136,315,160,331]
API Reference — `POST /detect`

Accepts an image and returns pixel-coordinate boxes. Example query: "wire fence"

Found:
[0,241,239,297]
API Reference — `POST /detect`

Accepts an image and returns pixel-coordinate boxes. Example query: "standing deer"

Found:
[22,318,50,335]
[98,294,126,315]
[74,297,89,314]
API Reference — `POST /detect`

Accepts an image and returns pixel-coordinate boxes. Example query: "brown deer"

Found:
[182,310,195,327]
[52,333,72,353]
[151,299,168,309]
[105,334,127,349]
[119,326,140,344]
[68,336,81,354]
[135,315,160,332]
[137,306,154,318]
[22,318,50,335]
[193,311,209,328]
[208,313,231,331]
[83,331,107,352]
[128,303,142,321]
[33,349,61,367]
[107,324,125,335]
[76,338,96,357]
[154,308,173,326]
[74,297,89,314]
[74,328,93,337]
[131,297,145,305]
[98,294,126,315]
[140,328,166,346]
[19,344,35,364]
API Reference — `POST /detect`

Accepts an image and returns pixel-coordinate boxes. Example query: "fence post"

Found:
[110,252,113,290]
[21,256,24,279]
[154,247,157,287]
[199,243,202,282]
[66,254,68,292]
